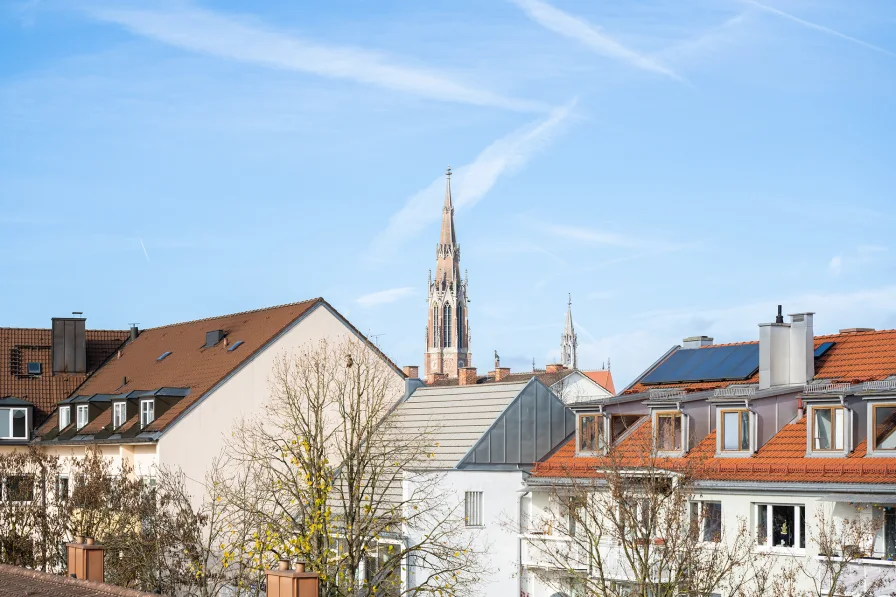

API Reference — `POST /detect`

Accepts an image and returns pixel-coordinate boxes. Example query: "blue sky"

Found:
[2,0,895,387]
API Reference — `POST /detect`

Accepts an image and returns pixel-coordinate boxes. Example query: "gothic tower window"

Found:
[457,303,464,349]
[444,303,452,348]
[432,305,439,348]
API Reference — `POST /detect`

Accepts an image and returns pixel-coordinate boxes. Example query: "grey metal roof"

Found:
[390,381,529,469]
[0,397,33,407]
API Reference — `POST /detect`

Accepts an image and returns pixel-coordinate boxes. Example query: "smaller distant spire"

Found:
[561,294,578,370]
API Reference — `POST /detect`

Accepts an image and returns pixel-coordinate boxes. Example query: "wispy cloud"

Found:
[744,0,896,59]
[367,99,577,264]
[508,0,684,81]
[138,237,151,263]
[356,287,415,308]
[86,5,544,112]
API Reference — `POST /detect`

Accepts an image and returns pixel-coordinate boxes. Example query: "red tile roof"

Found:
[583,370,615,394]
[0,563,166,596]
[533,417,896,485]
[625,329,896,395]
[37,300,323,438]
[0,327,128,423]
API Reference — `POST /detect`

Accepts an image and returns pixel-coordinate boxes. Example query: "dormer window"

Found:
[577,413,604,454]
[59,406,71,430]
[655,411,683,452]
[720,409,751,452]
[140,400,154,428]
[76,405,88,430]
[0,408,28,440]
[811,405,844,451]
[113,402,126,429]
[873,404,896,451]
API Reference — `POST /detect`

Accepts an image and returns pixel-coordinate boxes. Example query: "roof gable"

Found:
[459,378,575,468]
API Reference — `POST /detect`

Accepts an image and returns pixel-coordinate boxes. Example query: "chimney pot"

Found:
[67,539,104,583]
[403,365,419,378]
[129,324,139,342]
[682,336,713,349]
[494,367,511,382]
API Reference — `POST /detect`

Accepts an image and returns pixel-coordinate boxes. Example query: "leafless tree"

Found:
[218,337,486,597]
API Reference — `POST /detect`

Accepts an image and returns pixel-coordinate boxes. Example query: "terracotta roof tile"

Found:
[0,563,166,596]
[38,300,322,440]
[625,329,896,395]
[583,370,615,394]
[533,417,896,485]
[0,328,127,424]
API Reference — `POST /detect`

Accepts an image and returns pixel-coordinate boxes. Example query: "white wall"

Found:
[406,469,526,596]
[158,304,406,502]
[523,487,896,597]
[551,372,612,404]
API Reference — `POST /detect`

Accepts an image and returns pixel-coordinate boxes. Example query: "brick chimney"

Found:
[67,537,104,583]
[494,367,511,382]
[458,367,477,385]
[427,372,448,385]
[545,363,566,374]
[265,561,320,597]
[403,365,419,378]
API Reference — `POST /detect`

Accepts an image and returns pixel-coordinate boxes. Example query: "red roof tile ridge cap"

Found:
[698,340,758,348]
[144,298,322,331]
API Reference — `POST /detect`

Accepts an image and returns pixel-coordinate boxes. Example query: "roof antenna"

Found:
[775,305,784,324]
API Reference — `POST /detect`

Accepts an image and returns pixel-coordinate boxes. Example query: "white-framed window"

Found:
[720,409,751,452]
[113,402,127,429]
[756,503,805,549]
[57,476,69,500]
[0,408,28,440]
[577,413,604,454]
[811,405,844,451]
[655,411,683,451]
[465,491,483,527]
[140,400,155,428]
[690,501,723,543]
[58,406,71,430]
[872,404,896,451]
[76,405,89,430]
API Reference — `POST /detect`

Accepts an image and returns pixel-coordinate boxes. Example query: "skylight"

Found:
[227,340,244,352]
[27,362,41,375]
[157,351,172,362]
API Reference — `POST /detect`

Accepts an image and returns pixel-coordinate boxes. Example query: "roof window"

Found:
[205,330,226,348]
[26,362,41,375]
[227,340,244,352]
[157,351,172,362]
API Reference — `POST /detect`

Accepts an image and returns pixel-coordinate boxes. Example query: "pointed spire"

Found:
[561,294,577,370]
[439,166,457,247]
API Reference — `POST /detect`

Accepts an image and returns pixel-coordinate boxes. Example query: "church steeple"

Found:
[425,166,471,379]
[561,294,577,370]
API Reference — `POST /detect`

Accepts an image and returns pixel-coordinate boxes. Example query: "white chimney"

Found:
[759,305,790,390]
[682,336,713,349]
[788,312,815,385]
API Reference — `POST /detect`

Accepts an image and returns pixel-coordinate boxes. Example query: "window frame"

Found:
[654,410,684,453]
[464,490,484,527]
[576,412,605,455]
[719,408,751,453]
[808,404,846,454]
[140,399,155,429]
[76,405,89,430]
[755,503,806,551]
[0,408,29,440]
[870,403,896,455]
[113,402,127,430]
[58,406,71,430]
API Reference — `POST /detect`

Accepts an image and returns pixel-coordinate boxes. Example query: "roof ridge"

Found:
[0,327,127,333]
[144,298,322,331]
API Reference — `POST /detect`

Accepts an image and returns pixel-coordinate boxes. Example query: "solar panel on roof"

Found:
[814,342,834,358]
[641,344,760,384]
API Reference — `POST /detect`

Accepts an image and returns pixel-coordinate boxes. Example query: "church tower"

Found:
[561,294,577,370]
[424,167,471,378]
